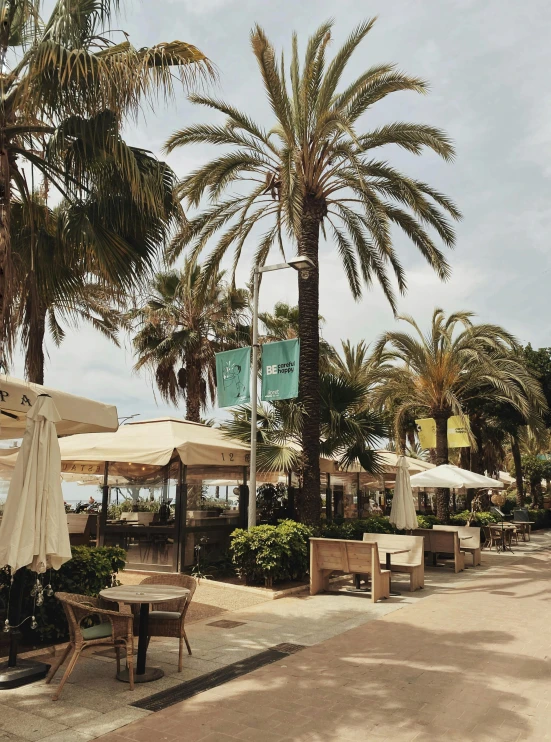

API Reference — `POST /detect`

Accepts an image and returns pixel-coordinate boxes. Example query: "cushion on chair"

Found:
[149,611,180,621]
[81,622,113,640]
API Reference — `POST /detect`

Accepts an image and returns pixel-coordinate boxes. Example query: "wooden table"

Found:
[352,547,411,596]
[379,548,411,596]
[100,584,190,683]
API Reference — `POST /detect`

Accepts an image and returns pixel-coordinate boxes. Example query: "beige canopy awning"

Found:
[333,450,435,476]
[54,417,251,471]
[0,375,118,438]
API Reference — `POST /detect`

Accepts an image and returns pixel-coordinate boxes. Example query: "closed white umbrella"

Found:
[389,456,418,531]
[0,395,72,690]
[0,395,71,573]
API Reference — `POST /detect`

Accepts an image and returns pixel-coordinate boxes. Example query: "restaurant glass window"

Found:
[101,460,179,572]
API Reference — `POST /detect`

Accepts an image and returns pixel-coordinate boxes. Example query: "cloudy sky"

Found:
[13,0,551,423]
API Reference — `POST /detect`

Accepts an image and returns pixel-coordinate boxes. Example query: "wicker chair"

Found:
[483,526,501,551]
[135,574,197,672]
[46,592,135,700]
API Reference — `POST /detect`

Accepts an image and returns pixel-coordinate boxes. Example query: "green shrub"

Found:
[230,520,312,587]
[0,546,126,643]
[318,516,397,540]
[527,509,551,530]
[416,515,442,529]
[449,510,501,527]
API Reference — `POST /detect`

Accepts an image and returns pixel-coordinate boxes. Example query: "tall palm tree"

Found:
[259,301,334,371]
[129,260,249,422]
[11,147,179,383]
[165,19,460,523]
[370,309,547,520]
[0,0,212,364]
[222,372,388,483]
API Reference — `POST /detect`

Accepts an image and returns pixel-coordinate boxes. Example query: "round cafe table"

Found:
[100,584,190,683]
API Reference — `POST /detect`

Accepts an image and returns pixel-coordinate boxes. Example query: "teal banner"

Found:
[261,339,300,402]
[215,347,251,408]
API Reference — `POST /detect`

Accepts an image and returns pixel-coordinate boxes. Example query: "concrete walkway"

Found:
[95,534,551,742]
[1,533,550,741]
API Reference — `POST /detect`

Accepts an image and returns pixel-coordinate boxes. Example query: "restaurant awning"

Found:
[0,375,118,438]
[55,417,251,471]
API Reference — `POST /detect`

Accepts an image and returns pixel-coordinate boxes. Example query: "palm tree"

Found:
[11,150,178,383]
[0,0,212,364]
[259,301,334,371]
[222,372,388,485]
[129,259,249,422]
[370,309,547,520]
[165,19,460,523]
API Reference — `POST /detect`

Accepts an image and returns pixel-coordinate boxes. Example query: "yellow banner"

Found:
[415,418,436,449]
[415,416,470,448]
[447,415,470,448]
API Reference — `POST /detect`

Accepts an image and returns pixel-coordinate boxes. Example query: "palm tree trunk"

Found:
[185,353,201,423]
[0,5,15,364]
[511,435,524,506]
[0,145,11,364]
[297,196,323,525]
[25,309,46,385]
[434,412,450,522]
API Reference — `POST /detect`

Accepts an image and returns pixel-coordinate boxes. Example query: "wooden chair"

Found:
[135,574,197,672]
[309,538,390,602]
[46,592,134,701]
[433,525,482,566]
[362,533,425,591]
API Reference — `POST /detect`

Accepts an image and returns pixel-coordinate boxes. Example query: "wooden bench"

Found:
[67,514,95,546]
[412,528,465,573]
[309,538,390,602]
[362,533,425,591]
[433,525,482,566]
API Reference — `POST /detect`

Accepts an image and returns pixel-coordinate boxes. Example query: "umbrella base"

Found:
[0,659,50,690]
[116,666,164,683]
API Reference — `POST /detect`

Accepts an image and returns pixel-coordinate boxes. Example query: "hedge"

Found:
[229,520,312,587]
[0,546,126,643]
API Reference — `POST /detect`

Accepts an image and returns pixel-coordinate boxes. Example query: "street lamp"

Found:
[248,255,315,529]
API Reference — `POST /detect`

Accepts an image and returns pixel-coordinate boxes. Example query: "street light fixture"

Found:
[248,255,315,529]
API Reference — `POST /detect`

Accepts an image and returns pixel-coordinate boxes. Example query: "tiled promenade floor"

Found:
[2,533,550,741]
[95,534,551,742]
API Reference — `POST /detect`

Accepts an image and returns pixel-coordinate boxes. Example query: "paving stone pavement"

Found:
[2,532,551,742]
[94,533,551,742]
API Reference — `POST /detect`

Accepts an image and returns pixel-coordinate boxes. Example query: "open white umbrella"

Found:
[389,456,418,531]
[409,464,504,490]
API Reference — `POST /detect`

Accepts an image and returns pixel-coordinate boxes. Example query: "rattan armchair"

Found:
[46,592,135,700]
[135,574,197,672]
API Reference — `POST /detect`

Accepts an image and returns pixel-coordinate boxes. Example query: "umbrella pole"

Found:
[7,568,25,667]
[0,568,50,690]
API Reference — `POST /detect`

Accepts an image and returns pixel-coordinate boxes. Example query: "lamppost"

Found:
[248,255,315,529]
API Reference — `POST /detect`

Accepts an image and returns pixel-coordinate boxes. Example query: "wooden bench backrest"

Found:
[433,525,481,549]
[310,538,382,576]
[67,513,92,535]
[362,533,424,566]
[427,529,460,554]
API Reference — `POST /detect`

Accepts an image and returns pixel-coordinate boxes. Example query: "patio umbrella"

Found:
[0,388,117,690]
[409,464,504,490]
[0,396,72,690]
[0,395,71,573]
[0,374,118,438]
[389,456,418,531]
